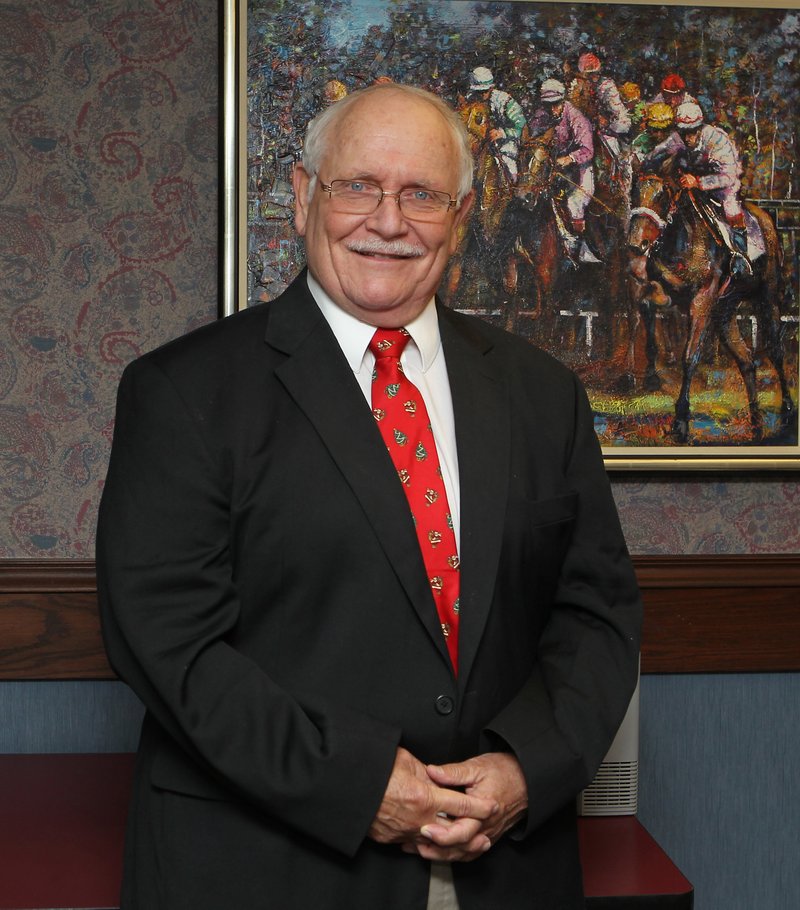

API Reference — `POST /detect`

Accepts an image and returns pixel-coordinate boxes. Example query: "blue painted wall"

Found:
[639,673,800,910]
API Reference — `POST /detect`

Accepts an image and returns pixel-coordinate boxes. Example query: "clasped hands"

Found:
[368,747,528,863]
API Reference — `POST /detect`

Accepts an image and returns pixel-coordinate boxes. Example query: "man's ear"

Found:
[292,163,311,236]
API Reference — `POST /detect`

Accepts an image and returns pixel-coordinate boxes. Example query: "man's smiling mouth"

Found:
[346,239,425,259]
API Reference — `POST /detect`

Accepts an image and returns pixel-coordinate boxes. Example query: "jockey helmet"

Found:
[620,82,641,102]
[577,52,602,73]
[323,80,347,103]
[661,73,686,94]
[646,102,674,130]
[540,79,566,103]
[469,66,494,92]
[675,101,704,131]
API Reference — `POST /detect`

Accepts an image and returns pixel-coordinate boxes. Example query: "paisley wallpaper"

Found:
[616,476,799,554]
[0,0,797,559]
[0,0,219,557]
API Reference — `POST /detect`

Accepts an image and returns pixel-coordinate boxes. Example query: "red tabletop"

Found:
[579,815,693,900]
[0,753,692,909]
[0,753,133,910]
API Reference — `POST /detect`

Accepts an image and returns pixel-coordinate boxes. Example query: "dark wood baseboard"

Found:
[635,554,800,673]
[1,556,799,679]
[0,561,101,680]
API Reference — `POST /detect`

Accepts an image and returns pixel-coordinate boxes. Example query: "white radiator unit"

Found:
[577,668,640,816]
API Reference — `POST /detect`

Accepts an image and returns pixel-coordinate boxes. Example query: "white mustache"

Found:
[346,239,425,258]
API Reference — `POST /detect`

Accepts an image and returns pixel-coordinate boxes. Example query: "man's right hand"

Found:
[368,747,498,860]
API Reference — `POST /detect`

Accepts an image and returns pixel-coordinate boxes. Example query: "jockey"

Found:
[675,101,751,277]
[530,78,595,242]
[620,81,647,132]
[632,102,676,165]
[651,73,697,111]
[467,65,527,183]
[568,52,631,162]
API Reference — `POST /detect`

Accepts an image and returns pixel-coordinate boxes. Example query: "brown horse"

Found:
[628,167,795,443]
[500,125,630,359]
[564,77,633,365]
[584,137,633,366]
[498,128,567,339]
[445,97,514,310]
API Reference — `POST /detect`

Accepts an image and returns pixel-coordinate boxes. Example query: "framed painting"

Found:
[222,0,800,470]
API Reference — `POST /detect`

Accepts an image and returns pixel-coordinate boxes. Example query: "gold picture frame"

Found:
[222,0,800,470]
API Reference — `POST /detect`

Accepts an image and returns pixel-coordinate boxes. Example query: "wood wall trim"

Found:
[633,554,800,589]
[0,560,107,681]
[636,554,800,673]
[0,560,97,593]
[1,556,799,679]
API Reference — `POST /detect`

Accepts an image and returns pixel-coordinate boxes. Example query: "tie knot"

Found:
[369,328,411,360]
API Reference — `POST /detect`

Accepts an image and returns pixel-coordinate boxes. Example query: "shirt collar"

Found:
[306,272,441,373]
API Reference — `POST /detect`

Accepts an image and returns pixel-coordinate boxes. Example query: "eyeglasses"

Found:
[319,179,457,223]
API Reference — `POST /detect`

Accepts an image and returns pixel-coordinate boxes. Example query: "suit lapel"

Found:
[265,276,450,663]
[438,306,511,688]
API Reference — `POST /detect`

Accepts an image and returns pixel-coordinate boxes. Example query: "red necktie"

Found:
[369,329,460,672]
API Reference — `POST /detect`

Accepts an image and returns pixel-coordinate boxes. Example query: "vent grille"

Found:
[577,760,639,816]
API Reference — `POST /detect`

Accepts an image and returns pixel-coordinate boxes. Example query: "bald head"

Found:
[301,83,474,204]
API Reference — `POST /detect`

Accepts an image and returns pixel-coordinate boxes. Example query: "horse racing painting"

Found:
[233,0,800,467]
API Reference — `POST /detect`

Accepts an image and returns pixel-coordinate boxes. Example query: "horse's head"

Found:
[458,97,490,155]
[628,173,672,257]
[515,130,555,204]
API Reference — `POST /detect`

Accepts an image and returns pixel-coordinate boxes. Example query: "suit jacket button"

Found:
[435,695,454,715]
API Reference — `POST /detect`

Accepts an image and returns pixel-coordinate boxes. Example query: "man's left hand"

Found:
[403,753,528,862]
[679,173,700,190]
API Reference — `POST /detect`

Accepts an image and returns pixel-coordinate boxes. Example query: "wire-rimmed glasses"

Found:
[319,179,457,223]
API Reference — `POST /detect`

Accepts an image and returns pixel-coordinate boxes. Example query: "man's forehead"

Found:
[324,96,455,165]
[338,91,445,132]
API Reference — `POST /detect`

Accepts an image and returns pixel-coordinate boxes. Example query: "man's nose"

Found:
[365,192,408,234]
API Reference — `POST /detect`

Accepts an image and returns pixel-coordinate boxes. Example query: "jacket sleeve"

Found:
[96,356,400,858]
[565,104,594,166]
[481,371,642,835]
[492,90,527,139]
[598,79,631,135]
[697,129,742,192]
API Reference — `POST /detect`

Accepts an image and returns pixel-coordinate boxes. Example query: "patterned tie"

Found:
[369,328,460,673]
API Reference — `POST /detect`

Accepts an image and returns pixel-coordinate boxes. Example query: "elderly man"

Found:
[97,83,641,910]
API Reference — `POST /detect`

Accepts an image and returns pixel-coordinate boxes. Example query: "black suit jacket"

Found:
[97,272,641,909]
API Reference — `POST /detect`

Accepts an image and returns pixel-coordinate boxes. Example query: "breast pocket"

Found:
[527,491,578,532]
[526,491,578,598]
